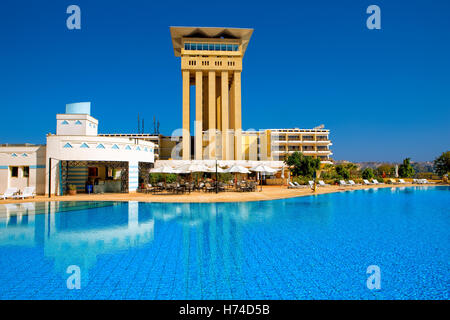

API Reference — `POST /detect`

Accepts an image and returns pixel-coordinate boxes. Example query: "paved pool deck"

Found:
[0,183,443,205]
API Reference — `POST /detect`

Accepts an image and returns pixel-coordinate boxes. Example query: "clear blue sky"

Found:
[0,0,449,162]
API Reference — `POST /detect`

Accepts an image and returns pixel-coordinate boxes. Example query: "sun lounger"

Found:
[398,179,406,184]
[339,180,350,186]
[0,187,18,200]
[389,178,399,184]
[318,180,329,186]
[288,182,302,189]
[372,179,381,184]
[11,186,35,199]
[348,180,361,186]
[363,179,373,185]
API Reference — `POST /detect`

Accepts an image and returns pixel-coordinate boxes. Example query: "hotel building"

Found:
[0,26,332,195]
[168,27,332,163]
[104,27,333,163]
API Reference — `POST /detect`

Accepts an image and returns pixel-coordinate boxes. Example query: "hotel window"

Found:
[214,44,220,51]
[209,44,214,50]
[11,166,18,178]
[23,166,29,178]
[191,43,197,50]
[220,44,226,51]
[233,44,239,51]
[184,43,190,50]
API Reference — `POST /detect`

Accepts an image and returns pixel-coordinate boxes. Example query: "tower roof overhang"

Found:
[170,26,254,57]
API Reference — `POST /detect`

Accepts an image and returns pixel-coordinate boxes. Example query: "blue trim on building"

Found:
[30,165,46,169]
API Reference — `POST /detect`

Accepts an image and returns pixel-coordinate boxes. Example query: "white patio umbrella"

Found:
[207,166,225,173]
[249,164,277,174]
[150,165,179,173]
[224,165,250,174]
[250,165,278,191]
[176,163,210,173]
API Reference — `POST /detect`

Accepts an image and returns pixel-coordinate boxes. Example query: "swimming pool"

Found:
[0,186,448,299]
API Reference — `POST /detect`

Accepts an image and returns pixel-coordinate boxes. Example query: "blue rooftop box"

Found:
[66,102,91,115]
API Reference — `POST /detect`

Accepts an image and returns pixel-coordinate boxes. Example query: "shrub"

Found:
[166,174,177,183]
[149,173,164,184]
[292,176,310,185]
[218,172,233,183]
[362,168,374,180]
[335,165,350,180]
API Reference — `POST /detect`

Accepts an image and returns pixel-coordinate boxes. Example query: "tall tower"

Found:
[170,27,253,160]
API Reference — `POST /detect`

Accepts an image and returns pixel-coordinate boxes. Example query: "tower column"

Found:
[195,71,203,160]
[182,70,190,160]
[233,71,242,160]
[221,71,229,160]
[208,71,216,159]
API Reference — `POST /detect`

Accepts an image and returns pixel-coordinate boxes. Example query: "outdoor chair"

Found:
[288,182,298,189]
[0,187,18,200]
[318,180,329,186]
[12,187,35,199]
[205,183,215,192]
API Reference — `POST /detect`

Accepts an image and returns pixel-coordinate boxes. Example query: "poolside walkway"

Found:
[0,183,440,204]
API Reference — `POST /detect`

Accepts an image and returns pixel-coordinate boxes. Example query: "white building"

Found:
[0,102,156,195]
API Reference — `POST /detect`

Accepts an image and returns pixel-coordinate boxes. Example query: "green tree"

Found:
[335,165,350,179]
[361,168,374,180]
[434,151,450,176]
[284,152,321,177]
[398,158,415,178]
[344,163,360,178]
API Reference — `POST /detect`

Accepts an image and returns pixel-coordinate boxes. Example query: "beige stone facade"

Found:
[171,27,253,161]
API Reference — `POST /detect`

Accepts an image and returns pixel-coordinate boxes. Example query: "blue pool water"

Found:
[0,186,448,300]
